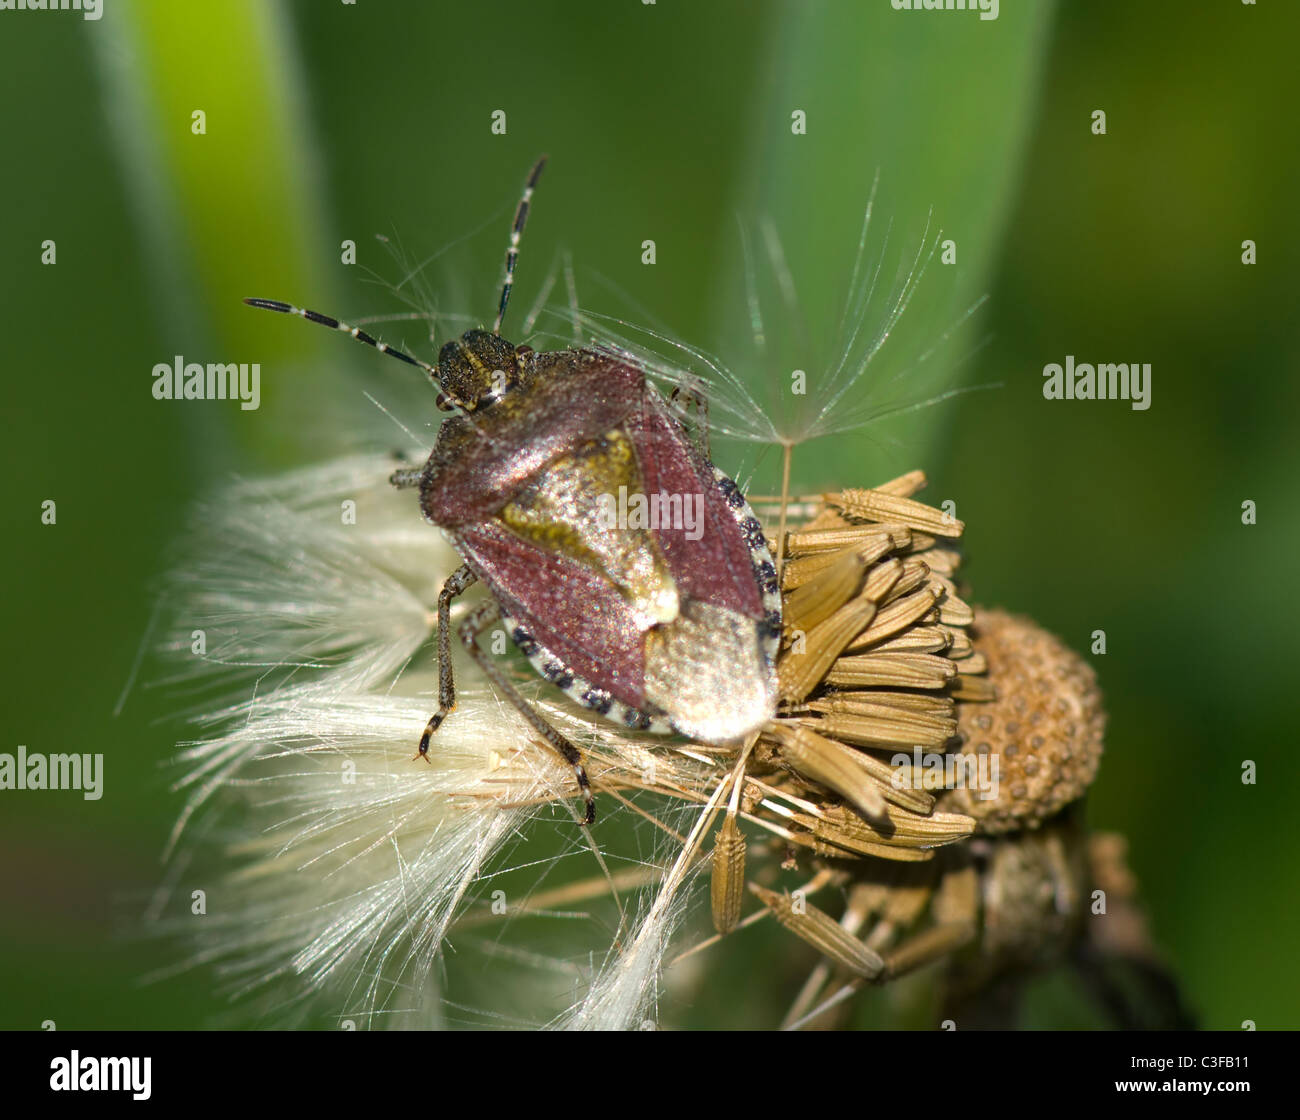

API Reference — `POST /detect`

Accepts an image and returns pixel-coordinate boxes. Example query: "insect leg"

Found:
[414,564,478,761]
[669,377,710,458]
[389,468,422,490]
[458,600,596,826]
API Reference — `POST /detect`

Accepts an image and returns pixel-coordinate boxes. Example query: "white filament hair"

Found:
[160,452,445,692]
[163,679,570,1026]
[157,452,448,852]
[155,451,730,1029]
[528,180,991,455]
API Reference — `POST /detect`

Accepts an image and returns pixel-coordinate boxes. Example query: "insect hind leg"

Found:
[458,599,596,826]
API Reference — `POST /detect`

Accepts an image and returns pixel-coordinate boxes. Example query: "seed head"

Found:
[939,609,1105,832]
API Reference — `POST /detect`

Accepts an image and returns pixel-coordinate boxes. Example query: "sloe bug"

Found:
[246,157,781,823]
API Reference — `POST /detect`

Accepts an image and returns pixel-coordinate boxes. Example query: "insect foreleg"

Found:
[457,599,596,826]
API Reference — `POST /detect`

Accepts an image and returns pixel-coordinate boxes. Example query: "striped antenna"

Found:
[245,155,547,398]
[493,155,547,335]
[242,298,462,409]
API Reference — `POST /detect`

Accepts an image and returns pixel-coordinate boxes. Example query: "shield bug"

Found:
[245,157,781,823]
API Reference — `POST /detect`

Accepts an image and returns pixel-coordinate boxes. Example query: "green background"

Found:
[2,0,1296,1029]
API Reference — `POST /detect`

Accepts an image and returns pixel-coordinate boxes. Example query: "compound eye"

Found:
[435,391,456,412]
[515,344,534,358]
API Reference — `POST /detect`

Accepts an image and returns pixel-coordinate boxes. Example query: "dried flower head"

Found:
[157,450,1141,1029]
[747,468,986,867]
[937,609,1105,832]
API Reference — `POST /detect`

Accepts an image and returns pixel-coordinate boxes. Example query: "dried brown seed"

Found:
[879,920,976,980]
[949,674,997,701]
[936,588,976,627]
[870,470,929,498]
[860,556,904,603]
[767,723,888,823]
[779,596,880,703]
[826,488,964,538]
[855,625,953,656]
[943,627,974,658]
[748,884,886,979]
[880,558,933,603]
[783,546,868,635]
[780,531,908,589]
[785,526,895,557]
[785,828,936,862]
[915,546,962,575]
[931,863,979,927]
[710,813,747,935]
[810,804,976,847]
[783,713,940,812]
[844,690,956,715]
[880,882,937,930]
[824,651,958,690]
[801,709,955,749]
[846,586,940,652]
[806,696,956,738]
